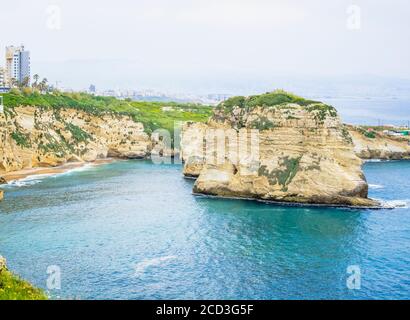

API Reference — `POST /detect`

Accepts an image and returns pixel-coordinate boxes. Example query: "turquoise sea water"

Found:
[0,160,409,300]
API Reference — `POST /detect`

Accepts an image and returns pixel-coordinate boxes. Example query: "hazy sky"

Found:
[1,0,410,93]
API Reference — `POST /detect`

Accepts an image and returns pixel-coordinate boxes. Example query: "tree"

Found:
[10,78,18,88]
[39,78,48,93]
[21,76,30,88]
[33,74,40,88]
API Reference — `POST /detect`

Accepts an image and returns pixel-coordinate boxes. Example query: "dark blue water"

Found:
[0,160,409,300]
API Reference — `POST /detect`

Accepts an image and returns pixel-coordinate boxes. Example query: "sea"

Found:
[0,159,409,300]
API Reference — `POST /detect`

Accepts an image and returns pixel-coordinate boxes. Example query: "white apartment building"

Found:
[5,45,30,86]
[0,67,5,87]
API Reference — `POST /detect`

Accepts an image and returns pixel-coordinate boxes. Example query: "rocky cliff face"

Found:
[349,128,410,160]
[181,92,379,207]
[0,106,151,175]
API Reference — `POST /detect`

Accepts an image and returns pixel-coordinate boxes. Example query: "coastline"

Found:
[3,157,408,185]
[192,193,390,210]
[0,158,115,185]
[0,255,48,300]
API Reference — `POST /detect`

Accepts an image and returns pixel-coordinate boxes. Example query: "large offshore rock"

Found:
[181,91,379,207]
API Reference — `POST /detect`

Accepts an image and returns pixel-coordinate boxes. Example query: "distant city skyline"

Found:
[1,0,410,94]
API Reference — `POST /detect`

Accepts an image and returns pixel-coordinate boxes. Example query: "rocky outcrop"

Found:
[349,128,410,160]
[0,106,151,176]
[0,255,6,271]
[181,92,379,207]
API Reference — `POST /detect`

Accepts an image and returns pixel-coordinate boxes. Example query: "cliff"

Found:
[181,91,379,207]
[0,255,47,300]
[348,127,410,160]
[0,106,151,176]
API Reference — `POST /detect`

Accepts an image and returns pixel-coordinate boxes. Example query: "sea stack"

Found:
[181,90,379,207]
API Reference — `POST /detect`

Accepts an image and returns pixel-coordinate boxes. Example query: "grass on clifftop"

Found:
[0,269,47,300]
[2,90,213,134]
[218,89,336,114]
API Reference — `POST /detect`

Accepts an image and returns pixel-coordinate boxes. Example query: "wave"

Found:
[4,173,56,188]
[377,199,409,209]
[369,184,384,189]
[57,164,94,176]
[3,164,94,188]
[364,159,401,163]
[133,256,177,277]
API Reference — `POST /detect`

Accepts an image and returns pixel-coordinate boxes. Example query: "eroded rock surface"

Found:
[349,128,410,160]
[181,92,379,207]
[0,106,151,175]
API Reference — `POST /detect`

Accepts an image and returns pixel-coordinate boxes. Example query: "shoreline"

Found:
[2,156,407,185]
[192,193,390,210]
[2,158,407,210]
[0,158,116,185]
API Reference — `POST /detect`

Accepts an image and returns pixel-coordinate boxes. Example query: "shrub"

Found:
[0,269,47,300]
[249,116,275,130]
[66,123,92,143]
[11,131,31,148]
[1,92,213,135]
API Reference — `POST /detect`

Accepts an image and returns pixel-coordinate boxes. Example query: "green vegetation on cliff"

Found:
[11,131,31,148]
[2,91,213,134]
[249,116,276,130]
[218,90,337,116]
[258,156,302,192]
[0,268,47,300]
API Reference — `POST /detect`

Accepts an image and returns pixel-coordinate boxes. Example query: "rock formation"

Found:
[0,106,151,175]
[181,91,379,207]
[0,255,6,271]
[348,127,410,160]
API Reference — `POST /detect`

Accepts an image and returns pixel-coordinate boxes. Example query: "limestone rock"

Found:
[349,128,410,160]
[0,255,6,271]
[181,92,379,207]
[0,106,152,175]
[181,122,208,177]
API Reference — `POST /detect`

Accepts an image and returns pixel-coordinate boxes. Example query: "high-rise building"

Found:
[0,67,5,87]
[5,45,30,86]
[89,84,96,94]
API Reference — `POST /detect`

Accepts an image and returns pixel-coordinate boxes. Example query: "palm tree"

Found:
[33,74,40,88]
[22,76,30,88]
[39,78,48,93]
[10,78,18,88]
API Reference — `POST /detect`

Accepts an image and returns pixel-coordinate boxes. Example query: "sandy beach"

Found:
[0,159,115,184]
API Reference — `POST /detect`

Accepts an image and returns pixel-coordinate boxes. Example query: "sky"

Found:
[1,0,410,94]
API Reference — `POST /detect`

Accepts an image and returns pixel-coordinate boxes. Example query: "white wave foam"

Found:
[3,164,94,188]
[58,164,93,176]
[5,173,56,188]
[133,256,177,277]
[369,184,384,189]
[378,199,409,209]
